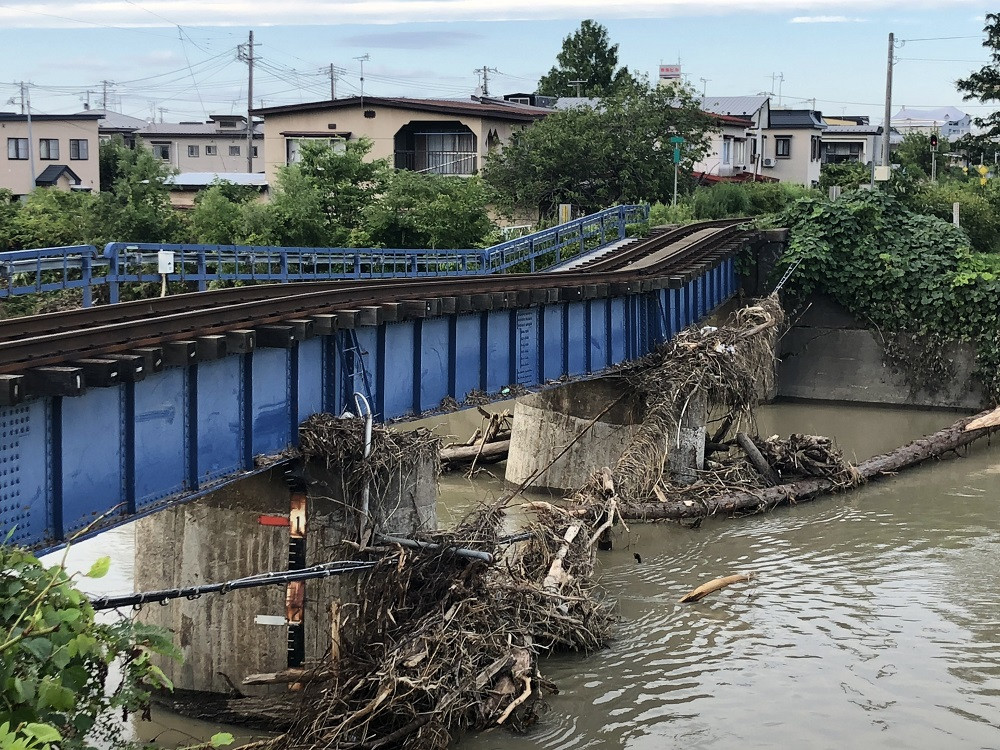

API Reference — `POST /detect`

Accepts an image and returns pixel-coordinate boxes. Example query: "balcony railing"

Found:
[394,150,477,175]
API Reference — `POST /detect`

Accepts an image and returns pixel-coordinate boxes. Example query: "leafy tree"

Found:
[189,181,261,245]
[0,190,21,251]
[7,189,99,250]
[95,138,182,244]
[537,20,639,98]
[894,132,951,177]
[1,542,179,748]
[957,13,1000,136]
[818,161,870,192]
[364,171,494,249]
[483,84,713,219]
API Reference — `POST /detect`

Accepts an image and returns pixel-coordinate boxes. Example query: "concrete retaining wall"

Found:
[778,295,986,410]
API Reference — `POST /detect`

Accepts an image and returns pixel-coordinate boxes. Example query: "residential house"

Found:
[135,115,263,173]
[820,117,884,165]
[764,109,826,186]
[82,108,147,147]
[893,106,971,139]
[0,112,101,197]
[252,96,550,186]
[692,114,759,181]
[164,171,268,209]
[503,92,557,108]
[699,96,770,175]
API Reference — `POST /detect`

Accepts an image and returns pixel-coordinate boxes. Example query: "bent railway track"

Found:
[0,219,751,388]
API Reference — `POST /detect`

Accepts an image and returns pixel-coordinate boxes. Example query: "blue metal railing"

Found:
[0,204,648,307]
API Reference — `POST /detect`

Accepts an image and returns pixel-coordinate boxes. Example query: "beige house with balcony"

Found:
[0,112,101,197]
[136,115,263,173]
[252,96,550,185]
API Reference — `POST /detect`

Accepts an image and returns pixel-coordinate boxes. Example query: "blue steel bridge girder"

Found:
[1,256,739,553]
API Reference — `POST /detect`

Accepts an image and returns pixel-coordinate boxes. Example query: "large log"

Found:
[623,408,999,521]
[440,440,510,464]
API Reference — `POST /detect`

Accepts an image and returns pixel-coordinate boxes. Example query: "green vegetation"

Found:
[647,182,815,226]
[776,190,1000,400]
[536,20,640,98]
[957,13,1000,136]
[483,85,712,220]
[1,542,179,749]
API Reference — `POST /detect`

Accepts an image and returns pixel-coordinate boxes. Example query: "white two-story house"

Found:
[763,109,826,187]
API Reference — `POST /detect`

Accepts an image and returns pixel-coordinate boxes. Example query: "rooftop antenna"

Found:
[699,77,710,98]
[354,53,370,108]
[569,79,586,97]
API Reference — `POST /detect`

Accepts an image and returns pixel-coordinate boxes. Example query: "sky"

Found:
[0,0,994,126]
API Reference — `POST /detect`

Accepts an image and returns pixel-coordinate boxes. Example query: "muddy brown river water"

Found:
[51,402,1000,749]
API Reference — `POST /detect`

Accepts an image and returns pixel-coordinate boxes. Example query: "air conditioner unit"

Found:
[762,157,776,168]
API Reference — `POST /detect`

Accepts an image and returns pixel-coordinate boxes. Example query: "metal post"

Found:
[22,82,36,189]
[673,162,679,206]
[246,30,255,173]
[882,32,894,170]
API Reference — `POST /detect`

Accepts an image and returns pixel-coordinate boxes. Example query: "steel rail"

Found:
[0,229,750,373]
[0,219,748,343]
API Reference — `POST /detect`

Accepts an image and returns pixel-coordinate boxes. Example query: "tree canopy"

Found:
[537,20,639,98]
[957,13,1000,136]
[482,84,713,219]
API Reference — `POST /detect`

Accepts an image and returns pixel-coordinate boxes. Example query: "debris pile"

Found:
[754,433,858,483]
[257,493,615,750]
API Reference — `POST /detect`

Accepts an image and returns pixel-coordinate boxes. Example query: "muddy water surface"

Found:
[50,402,1000,749]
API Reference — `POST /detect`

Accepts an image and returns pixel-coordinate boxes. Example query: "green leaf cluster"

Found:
[1,543,179,748]
[776,189,1000,400]
[483,84,713,220]
[536,20,640,98]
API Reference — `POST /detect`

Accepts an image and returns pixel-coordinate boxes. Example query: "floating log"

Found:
[679,573,752,603]
[735,431,779,486]
[440,439,511,464]
[966,406,1000,431]
[624,407,1000,521]
[243,666,336,686]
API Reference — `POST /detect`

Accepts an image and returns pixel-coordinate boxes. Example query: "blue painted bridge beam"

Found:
[2,255,739,552]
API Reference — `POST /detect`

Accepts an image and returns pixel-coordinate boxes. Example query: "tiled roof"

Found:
[252,96,549,122]
[35,164,81,186]
[165,172,268,188]
[700,96,769,117]
[79,108,147,132]
[770,109,826,129]
[894,106,969,125]
[137,122,262,137]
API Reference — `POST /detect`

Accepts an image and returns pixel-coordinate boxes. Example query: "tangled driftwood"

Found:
[253,421,617,750]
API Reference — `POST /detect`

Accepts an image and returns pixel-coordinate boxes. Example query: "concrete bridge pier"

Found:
[504,378,643,493]
[134,445,436,696]
[504,377,714,494]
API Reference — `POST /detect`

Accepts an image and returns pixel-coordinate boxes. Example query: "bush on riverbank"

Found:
[776,189,1000,400]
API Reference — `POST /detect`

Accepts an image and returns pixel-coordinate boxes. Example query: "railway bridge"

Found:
[0,206,767,693]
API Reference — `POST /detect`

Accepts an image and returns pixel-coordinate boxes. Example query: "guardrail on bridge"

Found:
[0,205,648,307]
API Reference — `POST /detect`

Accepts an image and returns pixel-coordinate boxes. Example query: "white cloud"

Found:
[0,0,977,28]
[789,15,866,22]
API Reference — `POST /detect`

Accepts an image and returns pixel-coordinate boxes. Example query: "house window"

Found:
[811,136,821,161]
[285,138,344,164]
[721,138,732,165]
[229,145,241,156]
[39,139,59,160]
[775,137,791,158]
[252,146,259,157]
[7,138,28,160]
[151,142,171,160]
[205,145,218,156]
[69,139,89,160]
[188,145,200,158]
[733,139,746,166]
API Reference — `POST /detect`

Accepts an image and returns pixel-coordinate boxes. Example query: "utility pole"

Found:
[881,32,894,170]
[100,80,113,111]
[475,66,498,97]
[770,72,784,106]
[569,79,586,97]
[354,54,370,108]
[328,64,344,100]
[20,82,36,188]
[238,30,259,172]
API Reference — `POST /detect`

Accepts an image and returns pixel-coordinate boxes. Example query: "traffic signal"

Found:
[930,134,939,149]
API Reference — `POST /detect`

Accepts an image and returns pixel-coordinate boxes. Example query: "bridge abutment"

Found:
[134,442,437,695]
